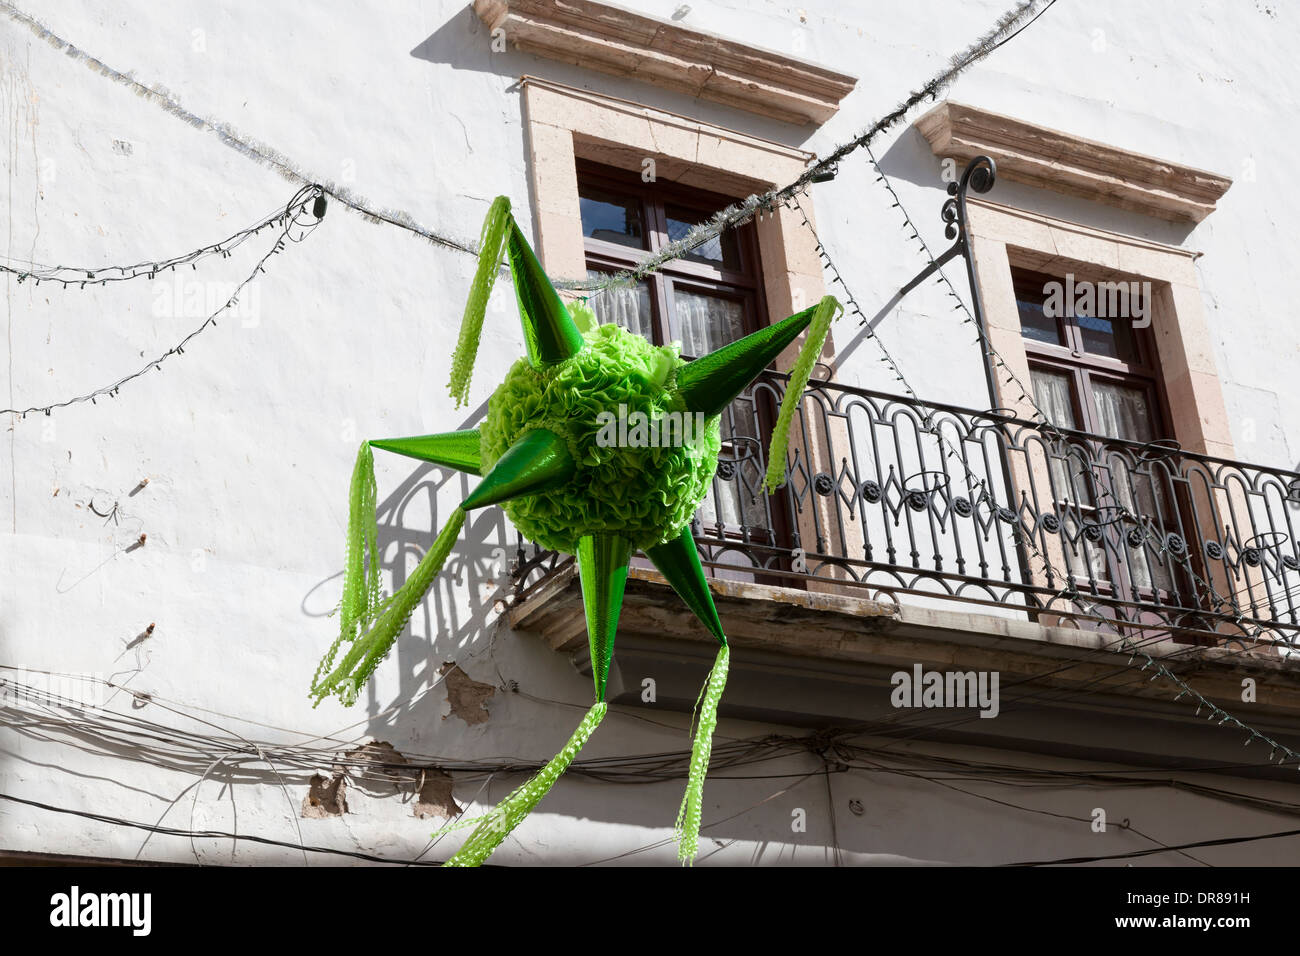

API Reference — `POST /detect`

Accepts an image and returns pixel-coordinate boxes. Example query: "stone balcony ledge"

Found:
[508,564,1300,776]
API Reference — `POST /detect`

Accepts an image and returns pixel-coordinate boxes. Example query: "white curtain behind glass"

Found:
[1091,380,1170,591]
[1091,381,1154,442]
[673,288,765,531]
[673,289,745,357]
[1030,369,1170,591]
[587,271,654,341]
[1031,370,1088,501]
[1031,369,1108,583]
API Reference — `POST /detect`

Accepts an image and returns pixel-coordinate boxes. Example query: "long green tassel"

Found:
[763,295,842,493]
[443,701,608,866]
[311,441,381,702]
[311,504,466,707]
[448,196,512,408]
[342,442,381,634]
[675,643,730,865]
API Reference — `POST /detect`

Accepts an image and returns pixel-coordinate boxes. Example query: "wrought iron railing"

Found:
[513,156,1299,649]
[514,373,1300,649]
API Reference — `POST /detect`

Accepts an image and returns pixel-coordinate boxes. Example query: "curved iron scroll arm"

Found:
[935,157,1027,582]
[941,155,998,244]
[940,157,998,368]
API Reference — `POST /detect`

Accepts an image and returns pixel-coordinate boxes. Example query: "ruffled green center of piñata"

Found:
[479,322,721,554]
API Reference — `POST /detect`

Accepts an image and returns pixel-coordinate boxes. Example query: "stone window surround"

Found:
[520,75,829,354]
[519,74,840,585]
[963,198,1267,622]
[964,197,1233,460]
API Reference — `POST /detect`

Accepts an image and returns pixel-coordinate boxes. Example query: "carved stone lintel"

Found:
[474,0,857,126]
[916,101,1232,223]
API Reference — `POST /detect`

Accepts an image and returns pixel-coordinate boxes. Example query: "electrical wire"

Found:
[10,668,1300,865]
[1003,823,1300,866]
[8,668,1300,810]
[0,791,444,866]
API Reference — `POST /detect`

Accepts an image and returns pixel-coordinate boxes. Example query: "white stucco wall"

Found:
[2,0,1299,865]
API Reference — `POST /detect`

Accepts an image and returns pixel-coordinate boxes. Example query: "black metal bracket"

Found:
[893,157,994,287]
[890,156,1029,579]
[889,156,1004,423]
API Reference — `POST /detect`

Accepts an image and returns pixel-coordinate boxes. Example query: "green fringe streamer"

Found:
[675,643,730,865]
[311,500,466,707]
[310,441,381,701]
[443,701,608,866]
[762,295,842,493]
[448,196,512,408]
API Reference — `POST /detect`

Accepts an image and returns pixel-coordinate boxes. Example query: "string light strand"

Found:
[0,184,324,417]
[1,188,328,288]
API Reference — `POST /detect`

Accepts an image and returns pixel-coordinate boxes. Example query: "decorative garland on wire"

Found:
[0,0,1057,418]
[559,0,1059,295]
[0,0,1059,293]
[0,0,478,258]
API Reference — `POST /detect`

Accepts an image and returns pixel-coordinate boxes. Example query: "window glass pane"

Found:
[1077,309,1137,361]
[1030,368,1106,583]
[1106,455,1174,593]
[586,271,654,342]
[671,288,745,357]
[1017,291,1063,346]
[1088,380,1173,592]
[579,184,644,250]
[664,203,742,270]
[1090,380,1156,443]
[1029,367,1078,429]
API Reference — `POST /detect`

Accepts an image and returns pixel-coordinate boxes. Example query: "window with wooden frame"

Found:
[1013,268,1186,602]
[575,160,791,555]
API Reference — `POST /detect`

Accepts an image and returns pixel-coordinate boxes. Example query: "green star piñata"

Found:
[310,196,841,865]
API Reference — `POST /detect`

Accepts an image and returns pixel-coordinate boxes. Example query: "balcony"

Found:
[512,371,1300,657]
